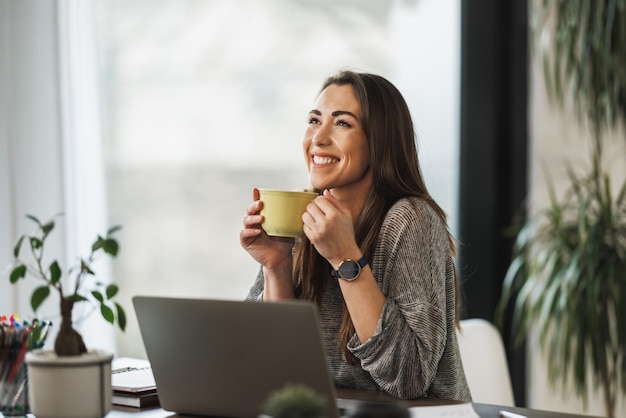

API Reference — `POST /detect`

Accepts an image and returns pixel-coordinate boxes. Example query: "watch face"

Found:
[339,260,360,280]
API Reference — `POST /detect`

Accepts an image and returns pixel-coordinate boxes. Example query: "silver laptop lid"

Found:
[133,296,340,418]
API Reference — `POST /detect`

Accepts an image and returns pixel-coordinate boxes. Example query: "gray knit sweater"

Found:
[246,197,472,402]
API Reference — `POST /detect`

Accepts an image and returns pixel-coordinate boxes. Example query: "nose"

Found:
[311,123,331,146]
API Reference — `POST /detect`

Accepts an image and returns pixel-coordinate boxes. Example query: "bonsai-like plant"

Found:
[260,383,327,418]
[498,1,626,417]
[8,214,126,356]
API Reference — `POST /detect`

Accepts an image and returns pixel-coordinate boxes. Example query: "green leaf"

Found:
[29,237,42,250]
[41,220,55,237]
[10,264,27,283]
[91,290,104,303]
[69,294,88,303]
[103,238,119,257]
[80,259,95,275]
[116,303,127,331]
[25,214,42,227]
[106,284,119,299]
[107,225,122,236]
[92,236,105,252]
[100,304,114,324]
[49,261,61,284]
[13,235,25,258]
[31,286,50,312]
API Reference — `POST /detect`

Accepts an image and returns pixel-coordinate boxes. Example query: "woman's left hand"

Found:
[302,189,361,268]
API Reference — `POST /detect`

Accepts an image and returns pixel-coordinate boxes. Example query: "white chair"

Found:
[456,318,515,406]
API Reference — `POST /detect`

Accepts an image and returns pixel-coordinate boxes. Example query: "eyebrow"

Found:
[308,109,359,120]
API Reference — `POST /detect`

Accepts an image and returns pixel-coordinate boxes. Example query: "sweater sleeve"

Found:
[347,199,450,399]
[245,267,265,301]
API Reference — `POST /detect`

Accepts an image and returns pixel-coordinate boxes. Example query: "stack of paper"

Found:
[111,357,159,408]
[409,403,480,418]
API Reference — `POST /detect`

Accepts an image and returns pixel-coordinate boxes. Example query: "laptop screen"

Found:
[133,296,340,418]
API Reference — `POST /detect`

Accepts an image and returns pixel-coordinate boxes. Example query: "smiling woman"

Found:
[92,0,460,359]
[305,84,372,197]
[241,70,470,401]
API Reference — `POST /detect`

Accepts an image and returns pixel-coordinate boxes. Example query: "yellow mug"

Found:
[258,189,318,237]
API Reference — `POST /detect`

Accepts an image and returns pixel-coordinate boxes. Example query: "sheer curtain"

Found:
[0,0,114,353]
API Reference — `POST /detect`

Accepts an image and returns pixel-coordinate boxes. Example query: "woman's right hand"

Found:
[240,188,295,270]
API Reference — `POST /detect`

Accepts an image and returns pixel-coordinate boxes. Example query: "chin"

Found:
[309,179,330,190]
[308,177,323,190]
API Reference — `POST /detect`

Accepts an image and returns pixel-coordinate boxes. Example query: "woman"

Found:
[240,70,471,401]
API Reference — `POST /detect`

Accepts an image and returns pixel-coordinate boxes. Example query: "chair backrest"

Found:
[456,318,515,406]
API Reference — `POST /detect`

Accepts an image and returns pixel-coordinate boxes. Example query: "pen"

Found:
[499,411,527,418]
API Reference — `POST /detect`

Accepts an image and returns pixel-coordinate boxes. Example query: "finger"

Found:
[302,218,320,243]
[321,189,345,212]
[243,214,264,229]
[310,194,339,218]
[302,222,314,241]
[239,228,261,249]
[246,200,263,216]
[302,210,314,228]
[253,187,260,201]
[240,228,262,240]
[305,197,327,221]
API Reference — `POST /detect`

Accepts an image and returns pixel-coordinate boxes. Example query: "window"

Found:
[94,0,460,358]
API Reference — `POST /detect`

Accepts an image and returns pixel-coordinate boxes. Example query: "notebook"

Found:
[132,296,341,418]
[111,357,159,408]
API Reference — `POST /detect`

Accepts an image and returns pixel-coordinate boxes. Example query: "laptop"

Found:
[133,296,341,418]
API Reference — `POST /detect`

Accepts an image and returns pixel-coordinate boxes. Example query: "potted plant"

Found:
[498,1,626,417]
[259,384,327,418]
[258,383,411,418]
[8,214,126,418]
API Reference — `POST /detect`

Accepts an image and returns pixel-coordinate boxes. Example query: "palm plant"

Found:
[499,156,626,416]
[498,1,626,417]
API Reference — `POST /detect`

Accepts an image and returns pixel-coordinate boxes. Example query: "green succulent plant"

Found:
[9,214,126,356]
[260,383,327,418]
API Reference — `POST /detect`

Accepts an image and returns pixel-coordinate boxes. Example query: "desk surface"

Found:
[107,404,597,418]
[105,388,602,418]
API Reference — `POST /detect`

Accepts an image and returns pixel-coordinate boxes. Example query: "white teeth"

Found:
[313,156,339,164]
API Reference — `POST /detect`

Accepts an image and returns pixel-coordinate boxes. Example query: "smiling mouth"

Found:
[312,155,339,165]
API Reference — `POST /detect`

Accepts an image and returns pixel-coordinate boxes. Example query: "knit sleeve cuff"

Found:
[346,297,396,355]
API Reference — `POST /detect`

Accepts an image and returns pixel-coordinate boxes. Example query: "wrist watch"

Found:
[333,255,368,281]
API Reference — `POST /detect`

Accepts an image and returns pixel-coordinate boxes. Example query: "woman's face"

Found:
[302,84,372,195]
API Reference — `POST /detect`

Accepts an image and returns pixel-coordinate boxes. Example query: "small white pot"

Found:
[25,349,113,418]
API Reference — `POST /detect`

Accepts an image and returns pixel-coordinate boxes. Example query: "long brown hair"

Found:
[293,70,459,362]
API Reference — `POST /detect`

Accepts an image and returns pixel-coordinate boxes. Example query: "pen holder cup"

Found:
[0,362,29,416]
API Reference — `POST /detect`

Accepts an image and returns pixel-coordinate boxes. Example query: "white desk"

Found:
[3,401,601,418]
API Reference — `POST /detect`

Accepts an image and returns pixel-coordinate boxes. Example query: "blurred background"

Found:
[2,0,624,416]
[93,0,460,358]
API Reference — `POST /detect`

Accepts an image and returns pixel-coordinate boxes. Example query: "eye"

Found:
[308,116,321,125]
[336,119,352,128]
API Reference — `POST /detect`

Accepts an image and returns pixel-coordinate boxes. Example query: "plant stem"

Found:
[54,297,87,356]
[31,232,64,295]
